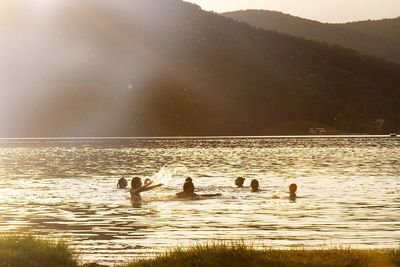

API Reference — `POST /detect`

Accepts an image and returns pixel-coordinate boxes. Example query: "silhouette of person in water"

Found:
[117,178,128,189]
[289,183,297,201]
[235,177,245,188]
[176,180,221,199]
[185,177,192,183]
[130,177,163,201]
[250,179,260,192]
[176,181,197,199]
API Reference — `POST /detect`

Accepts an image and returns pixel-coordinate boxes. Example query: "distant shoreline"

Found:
[0,134,396,141]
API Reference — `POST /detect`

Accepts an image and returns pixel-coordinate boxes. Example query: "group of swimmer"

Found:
[235,176,298,200]
[117,177,162,201]
[117,176,298,202]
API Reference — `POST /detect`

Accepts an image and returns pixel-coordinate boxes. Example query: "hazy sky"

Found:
[186,0,400,23]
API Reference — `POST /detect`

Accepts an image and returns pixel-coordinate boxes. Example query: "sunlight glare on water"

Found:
[0,136,399,264]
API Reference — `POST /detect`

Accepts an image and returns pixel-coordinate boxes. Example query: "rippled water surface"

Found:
[0,137,399,264]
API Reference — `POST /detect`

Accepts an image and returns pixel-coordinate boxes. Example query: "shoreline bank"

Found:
[0,236,398,267]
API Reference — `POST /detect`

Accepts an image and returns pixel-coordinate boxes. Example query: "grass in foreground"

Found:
[125,243,399,267]
[0,236,398,267]
[0,235,78,267]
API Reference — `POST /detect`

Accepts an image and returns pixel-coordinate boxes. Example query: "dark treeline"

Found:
[224,10,400,64]
[2,0,400,137]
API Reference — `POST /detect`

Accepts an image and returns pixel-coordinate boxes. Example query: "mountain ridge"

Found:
[1,0,399,137]
[223,10,400,64]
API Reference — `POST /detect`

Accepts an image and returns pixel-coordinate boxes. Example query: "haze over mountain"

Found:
[1,0,400,137]
[223,10,400,64]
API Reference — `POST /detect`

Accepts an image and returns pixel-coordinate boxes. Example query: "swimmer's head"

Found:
[185,177,192,183]
[289,183,297,193]
[117,178,128,189]
[235,177,245,187]
[183,181,195,194]
[131,177,142,189]
[250,179,259,192]
[144,178,151,185]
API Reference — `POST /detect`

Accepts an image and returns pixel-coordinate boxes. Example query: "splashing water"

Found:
[0,136,399,265]
[147,165,187,186]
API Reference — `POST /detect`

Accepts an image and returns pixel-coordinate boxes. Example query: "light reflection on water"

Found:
[0,137,399,264]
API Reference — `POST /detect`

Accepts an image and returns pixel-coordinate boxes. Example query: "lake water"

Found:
[0,136,399,264]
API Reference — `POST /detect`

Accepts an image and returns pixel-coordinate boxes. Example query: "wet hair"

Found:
[235,177,245,187]
[183,181,195,194]
[185,177,192,183]
[250,179,259,192]
[117,178,128,189]
[289,183,297,193]
[131,177,142,189]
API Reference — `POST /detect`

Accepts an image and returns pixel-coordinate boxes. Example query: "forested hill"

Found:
[342,18,400,44]
[223,10,400,64]
[1,0,400,137]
